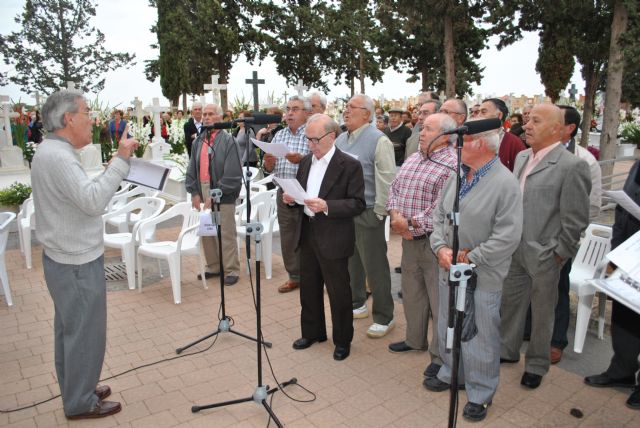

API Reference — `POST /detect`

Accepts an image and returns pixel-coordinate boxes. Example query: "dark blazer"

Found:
[293,147,366,260]
[612,160,640,250]
[183,118,200,156]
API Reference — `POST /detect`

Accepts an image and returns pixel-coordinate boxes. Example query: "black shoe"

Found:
[463,401,491,422]
[333,345,350,361]
[584,373,636,388]
[388,341,421,353]
[394,266,402,274]
[521,372,543,389]
[423,362,441,379]
[627,386,640,410]
[224,275,239,286]
[292,337,327,350]
[197,272,219,280]
[423,376,465,392]
[500,357,520,364]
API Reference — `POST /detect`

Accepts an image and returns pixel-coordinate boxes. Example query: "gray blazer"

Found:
[513,144,591,275]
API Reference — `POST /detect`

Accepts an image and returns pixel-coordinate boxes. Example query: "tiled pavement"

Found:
[2,222,640,427]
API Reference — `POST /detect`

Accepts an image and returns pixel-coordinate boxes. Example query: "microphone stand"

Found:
[190,118,295,427]
[445,131,476,428]
[176,136,264,354]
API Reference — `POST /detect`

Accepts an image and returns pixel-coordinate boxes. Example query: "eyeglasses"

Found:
[439,109,465,116]
[345,103,368,111]
[305,131,334,145]
[286,106,303,113]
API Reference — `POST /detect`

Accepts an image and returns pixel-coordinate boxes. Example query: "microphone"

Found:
[442,118,502,135]
[201,113,283,130]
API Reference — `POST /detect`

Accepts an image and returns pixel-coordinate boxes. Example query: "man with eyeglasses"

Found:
[263,96,311,293]
[439,98,468,127]
[284,114,365,361]
[404,100,441,159]
[335,94,397,339]
[478,98,526,171]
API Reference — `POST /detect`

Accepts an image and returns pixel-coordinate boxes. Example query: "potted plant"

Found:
[620,121,640,149]
[0,182,32,213]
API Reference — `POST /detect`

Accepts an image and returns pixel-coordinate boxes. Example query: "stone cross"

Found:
[132,97,144,124]
[65,81,77,91]
[146,97,171,160]
[283,90,289,103]
[294,79,308,97]
[569,84,578,102]
[245,70,265,111]
[203,74,227,105]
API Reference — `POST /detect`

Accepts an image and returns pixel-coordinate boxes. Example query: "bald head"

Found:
[524,104,564,152]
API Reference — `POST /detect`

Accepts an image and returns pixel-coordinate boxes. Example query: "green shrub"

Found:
[0,182,32,206]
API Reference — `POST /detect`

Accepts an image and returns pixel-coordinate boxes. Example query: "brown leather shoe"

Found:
[66,400,122,420]
[95,385,111,400]
[278,280,299,293]
[550,347,563,364]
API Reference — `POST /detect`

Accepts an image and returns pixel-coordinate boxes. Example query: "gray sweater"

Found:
[430,160,523,291]
[32,136,130,264]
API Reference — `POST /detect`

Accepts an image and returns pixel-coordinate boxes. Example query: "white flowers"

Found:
[168,119,185,146]
[129,121,151,143]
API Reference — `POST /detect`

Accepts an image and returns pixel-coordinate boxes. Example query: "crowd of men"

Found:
[32,87,639,422]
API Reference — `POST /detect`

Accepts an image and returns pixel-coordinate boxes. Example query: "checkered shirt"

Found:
[386,146,457,236]
[271,124,309,179]
[460,155,499,199]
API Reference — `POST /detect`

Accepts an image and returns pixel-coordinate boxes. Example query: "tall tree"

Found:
[535,30,575,103]
[0,0,135,95]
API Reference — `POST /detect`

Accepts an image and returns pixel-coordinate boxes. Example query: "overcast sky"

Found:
[0,0,586,109]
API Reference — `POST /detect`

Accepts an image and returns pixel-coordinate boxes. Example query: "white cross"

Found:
[65,81,77,90]
[132,97,144,123]
[203,74,227,105]
[379,94,385,109]
[34,92,42,108]
[294,79,308,97]
[199,95,206,106]
[1,96,20,148]
[145,97,169,141]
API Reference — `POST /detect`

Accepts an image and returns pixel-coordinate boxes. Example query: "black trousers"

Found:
[605,300,640,383]
[299,219,354,347]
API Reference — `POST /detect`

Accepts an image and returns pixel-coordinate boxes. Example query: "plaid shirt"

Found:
[460,155,499,199]
[271,124,309,179]
[386,146,457,236]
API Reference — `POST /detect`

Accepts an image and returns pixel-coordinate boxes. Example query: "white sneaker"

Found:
[353,304,368,319]
[367,319,395,338]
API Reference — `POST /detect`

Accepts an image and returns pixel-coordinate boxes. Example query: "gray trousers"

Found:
[201,182,239,276]
[436,273,502,405]
[43,252,106,416]
[400,238,441,364]
[350,208,394,325]
[500,256,562,376]
[277,188,301,282]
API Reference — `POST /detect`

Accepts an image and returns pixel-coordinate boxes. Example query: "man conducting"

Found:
[32,90,138,419]
[284,114,365,361]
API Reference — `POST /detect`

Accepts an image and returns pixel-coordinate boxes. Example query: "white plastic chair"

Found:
[0,212,17,306]
[103,197,166,290]
[571,223,612,353]
[136,202,206,304]
[17,197,35,269]
[106,185,160,232]
[237,190,278,279]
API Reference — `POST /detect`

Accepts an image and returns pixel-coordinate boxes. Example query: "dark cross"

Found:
[245,70,265,111]
[569,84,578,102]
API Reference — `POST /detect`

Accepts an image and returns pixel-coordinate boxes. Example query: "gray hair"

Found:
[352,94,375,122]
[42,90,84,132]
[444,98,468,121]
[288,95,312,111]
[477,131,501,153]
[192,102,203,109]
[307,113,341,136]
[309,92,327,109]
[435,113,458,144]
[424,99,442,112]
[204,103,222,115]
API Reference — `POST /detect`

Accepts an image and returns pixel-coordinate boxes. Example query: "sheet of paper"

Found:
[604,190,640,221]
[251,138,289,158]
[591,277,640,315]
[607,230,640,278]
[198,211,218,236]
[344,151,359,160]
[272,177,309,205]
[124,159,171,191]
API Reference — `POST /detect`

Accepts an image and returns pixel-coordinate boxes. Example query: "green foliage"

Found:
[0,182,32,206]
[620,121,640,147]
[0,0,135,95]
[535,31,575,102]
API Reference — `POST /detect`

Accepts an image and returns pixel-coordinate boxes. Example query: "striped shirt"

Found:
[271,124,309,179]
[460,155,499,199]
[386,146,457,236]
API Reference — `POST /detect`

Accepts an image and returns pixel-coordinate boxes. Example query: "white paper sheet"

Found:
[607,230,640,279]
[124,159,171,190]
[272,177,309,206]
[251,138,289,158]
[591,277,640,315]
[198,211,218,236]
[604,190,640,222]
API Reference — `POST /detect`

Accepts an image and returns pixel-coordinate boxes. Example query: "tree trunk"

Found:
[182,92,187,112]
[350,76,355,97]
[579,63,601,148]
[443,10,455,98]
[421,68,429,92]
[359,50,365,94]
[599,0,628,182]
